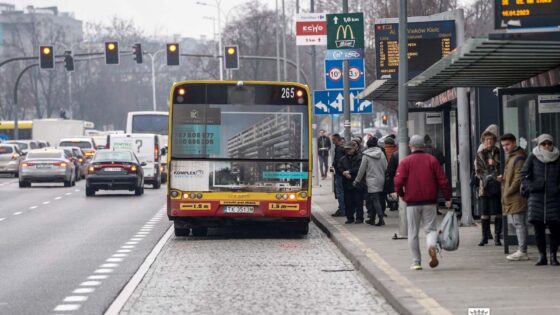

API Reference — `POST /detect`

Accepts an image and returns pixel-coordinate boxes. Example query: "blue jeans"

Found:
[334,174,345,213]
[366,192,384,223]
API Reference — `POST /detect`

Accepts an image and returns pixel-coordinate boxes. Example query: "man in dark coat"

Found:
[521,134,560,266]
[330,134,346,217]
[317,129,331,180]
[337,141,364,224]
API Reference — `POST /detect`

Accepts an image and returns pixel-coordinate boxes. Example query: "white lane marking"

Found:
[29,206,38,210]
[74,189,80,192]
[80,281,101,286]
[112,253,128,257]
[63,296,88,302]
[136,231,149,235]
[43,201,50,205]
[106,258,123,263]
[100,263,119,268]
[13,212,22,216]
[87,275,108,280]
[53,304,81,311]
[121,245,135,249]
[94,268,113,274]
[133,235,146,238]
[130,238,143,241]
[73,288,95,294]
[65,192,72,196]
[117,249,132,253]
[55,196,62,200]
[125,241,138,245]
[0,218,5,222]
[105,225,173,315]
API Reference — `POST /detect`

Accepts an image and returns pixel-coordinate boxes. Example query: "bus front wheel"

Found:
[292,223,309,235]
[192,227,208,237]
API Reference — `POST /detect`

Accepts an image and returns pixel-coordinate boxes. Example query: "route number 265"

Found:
[281,87,295,99]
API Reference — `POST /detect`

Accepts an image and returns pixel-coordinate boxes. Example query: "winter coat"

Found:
[501,147,527,215]
[317,136,331,157]
[520,148,560,223]
[337,152,363,190]
[475,146,501,197]
[394,150,451,205]
[384,143,397,163]
[332,144,346,175]
[354,147,388,193]
[424,145,445,165]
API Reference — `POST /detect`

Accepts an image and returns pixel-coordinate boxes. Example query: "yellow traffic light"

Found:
[168,44,177,52]
[227,47,235,55]
[107,43,116,50]
[42,47,51,55]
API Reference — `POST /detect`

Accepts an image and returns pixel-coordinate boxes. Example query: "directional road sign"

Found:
[325,59,365,90]
[327,13,364,50]
[295,13,327,46]
[314,89,373,115]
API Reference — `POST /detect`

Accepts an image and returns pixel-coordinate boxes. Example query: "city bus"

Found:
[167,81,312,237]
[126,111,169,182]
[0,120,33,141]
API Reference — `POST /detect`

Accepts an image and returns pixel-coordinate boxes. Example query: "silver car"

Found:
[19,148,76,188]
[0,144,23,177]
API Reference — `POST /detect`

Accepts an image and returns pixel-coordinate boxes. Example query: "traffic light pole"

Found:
[13,63,38,140]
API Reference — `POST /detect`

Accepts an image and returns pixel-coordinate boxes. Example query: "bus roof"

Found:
[0,120,33,129]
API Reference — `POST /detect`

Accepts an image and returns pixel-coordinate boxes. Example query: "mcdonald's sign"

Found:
[327,13,364,50]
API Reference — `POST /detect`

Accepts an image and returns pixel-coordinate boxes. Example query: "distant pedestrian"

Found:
[393,135,451,270]
[521,134,560,266]
[499,133,529,261]
[330,134,346,217]
[338,140,364,224]
[475,125,502,246]
[423,134,445,166]
[354,137,388,226]
[383,136,397,163]
[317,130,331,180]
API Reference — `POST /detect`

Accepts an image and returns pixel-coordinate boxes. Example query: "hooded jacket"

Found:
[501,146,527,215]
[520,146,560,223]
[354,147,388,193]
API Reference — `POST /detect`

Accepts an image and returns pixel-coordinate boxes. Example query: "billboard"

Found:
[374,20,456,80]
[495,0,560,29]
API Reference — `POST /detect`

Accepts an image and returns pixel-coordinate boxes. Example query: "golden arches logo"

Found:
[336,24,354,40]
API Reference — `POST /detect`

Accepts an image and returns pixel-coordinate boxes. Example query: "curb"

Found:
[311,209,429,315]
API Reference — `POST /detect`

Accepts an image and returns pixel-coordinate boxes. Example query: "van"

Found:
[106,133,162,189]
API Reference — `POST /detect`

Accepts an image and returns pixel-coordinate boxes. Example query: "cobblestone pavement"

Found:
[119,224,397,315]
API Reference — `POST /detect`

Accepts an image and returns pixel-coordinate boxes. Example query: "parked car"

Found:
[58,137,97,159]
[85,149,145,196]
[18,148,76,188]
[4,140,40,155]
[0,144,23,177]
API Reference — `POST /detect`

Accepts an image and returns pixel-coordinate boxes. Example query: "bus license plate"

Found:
[224,206,254,214]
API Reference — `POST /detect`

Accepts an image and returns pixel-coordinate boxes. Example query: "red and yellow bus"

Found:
[167,80,312,236]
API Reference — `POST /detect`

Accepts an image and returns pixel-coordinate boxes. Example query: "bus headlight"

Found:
[170,191,179,198]
[299,191,308,198]
[183,193,189,199]
[196,193,203,199]
[189,193,196,199]
[289,194,296,200]
[276,194,282,200]
[283,194,288,200]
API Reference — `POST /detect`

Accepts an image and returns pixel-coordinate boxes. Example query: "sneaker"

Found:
[410,263,422,270]
[428,246,439,268]
[507,250,530,261]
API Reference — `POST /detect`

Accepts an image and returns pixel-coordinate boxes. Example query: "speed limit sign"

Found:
[324,59,365,89]
[327,67,343,81]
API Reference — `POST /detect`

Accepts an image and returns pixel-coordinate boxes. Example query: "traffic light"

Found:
[39,45,54,70]
[224,45,239,70]
[105,41,119,65]
[166,43,179,66]
[382,114,388,125]
[132,43,142,64]
[64,51,74,72]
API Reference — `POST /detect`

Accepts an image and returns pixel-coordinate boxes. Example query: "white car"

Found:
[58,137,97,159]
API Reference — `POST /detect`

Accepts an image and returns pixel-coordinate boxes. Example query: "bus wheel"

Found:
[192,227,208,237]
[292,223,309,235]
[174,227,190,237]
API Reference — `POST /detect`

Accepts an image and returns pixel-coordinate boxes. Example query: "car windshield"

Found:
[0,146,14,154]
[93,151,133,162]
[72,148,83,156]
[27,152,62,159]
[7,142,28,150]
[60,141,92,149]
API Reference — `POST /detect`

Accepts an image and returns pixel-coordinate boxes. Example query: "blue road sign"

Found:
[325,48,364,60]
[314,89,373,115]
[325,59,365,90]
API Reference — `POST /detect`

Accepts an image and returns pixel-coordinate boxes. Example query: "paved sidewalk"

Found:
[311,176,560,315]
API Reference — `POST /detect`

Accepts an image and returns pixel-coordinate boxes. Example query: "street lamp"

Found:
[197,0,223,80]
[146,49,165,111]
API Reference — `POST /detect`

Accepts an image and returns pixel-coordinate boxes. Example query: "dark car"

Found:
[85,149,145,196]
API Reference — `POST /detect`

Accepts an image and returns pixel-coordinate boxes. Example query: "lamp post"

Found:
[146,49,164,111]
[197,0,223,80]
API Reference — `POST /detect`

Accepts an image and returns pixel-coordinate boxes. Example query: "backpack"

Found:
[437,211,460,251]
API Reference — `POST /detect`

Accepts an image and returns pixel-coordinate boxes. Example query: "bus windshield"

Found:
[131,114,168,135]
[170,83,310,193]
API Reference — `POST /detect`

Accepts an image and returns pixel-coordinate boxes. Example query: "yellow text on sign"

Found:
[269,203,300,211]
[180,203,211,210]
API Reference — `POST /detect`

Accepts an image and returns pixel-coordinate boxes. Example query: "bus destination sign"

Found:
[374,20,456,80]
[495,0,560,29]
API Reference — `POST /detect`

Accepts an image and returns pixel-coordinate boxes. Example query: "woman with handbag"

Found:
[354,137,388,226]
[520,134,560,266]
[475,126,503,246]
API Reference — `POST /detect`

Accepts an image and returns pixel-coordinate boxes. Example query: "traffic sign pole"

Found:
[397,0,409,239]
[342,0,351,142]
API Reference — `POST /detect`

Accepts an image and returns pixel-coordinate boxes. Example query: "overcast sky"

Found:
[10,0,475,39]
[10,0,281,39]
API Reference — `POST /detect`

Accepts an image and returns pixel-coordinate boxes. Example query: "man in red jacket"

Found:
[392,135,451,270]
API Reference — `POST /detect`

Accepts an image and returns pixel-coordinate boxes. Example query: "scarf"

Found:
[533,146,560,163]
